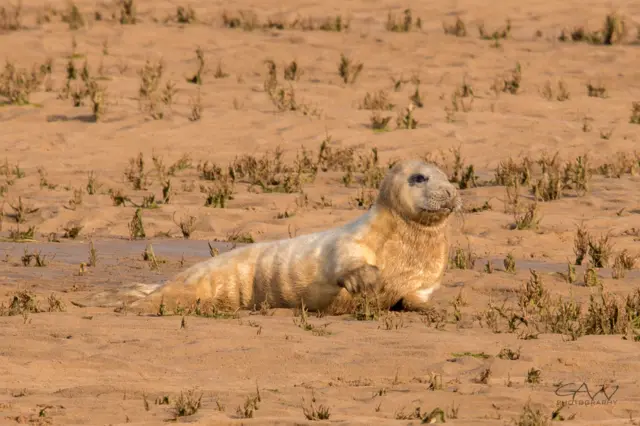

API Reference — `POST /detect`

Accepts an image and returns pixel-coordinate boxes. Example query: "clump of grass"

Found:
[65,60,108,121]
[137,59,168,118]
[498,347,521,360]
[338,54,363,85]
[540,80,570,101]
[409,84,423,107]
[173,212,197,239]
[478,19,511,41]
[283,60,302,81]
[142,244,161,270]
[61,2,84,30]
[188,88,202,121]
[0,2,23,31]
[173,388,202,419]
[221,9,260,31]
[63,223,83,239]
[504,253,516,273]
[492,62,522,95]
[230,148,311,193]
[302,395,331,420]
[262,60,319,115]
[119,0,136,24]
[526,368,541,384]
[125,152,150,190]
[370,111,392,131]
[6,225,36,242]
[612,249,637,279]
[443,16,466,36]
[88,240,97,266]
[201,180,234,207]
[7,197,38,224]
[360,90,394,110]
[513,202,541,230]
[385,9,421,32]
[349,186,376,209]
[175,5,196,24]
[586,81,607,98]
[588,232,614,267]
[559,12,627,45]
[396,104,418,129]
[573,223,589,266]
[513,401,548,426]
[630,102,640,124]
[0,290,41,316]
[0,60,46,105]
[449,244,476,270]
[236,385,261,419]
[227,229,254,244]
[293,300,331,336]
[21,248,50,267]
[128,208,146,240]
[214,61,229,79]
[495,157,532,186]
[530,155,563,202]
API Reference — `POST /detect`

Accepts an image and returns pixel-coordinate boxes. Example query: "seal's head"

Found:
[377,159,462,226]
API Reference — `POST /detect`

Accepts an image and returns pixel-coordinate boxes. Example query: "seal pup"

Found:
[77,159,462,314]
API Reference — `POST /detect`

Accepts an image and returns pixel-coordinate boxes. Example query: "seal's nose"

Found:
[445,188,454,198]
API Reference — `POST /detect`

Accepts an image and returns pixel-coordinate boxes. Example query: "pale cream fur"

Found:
[78,159,462,314]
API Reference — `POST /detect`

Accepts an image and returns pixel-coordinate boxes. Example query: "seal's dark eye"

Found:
[409,174,428,185]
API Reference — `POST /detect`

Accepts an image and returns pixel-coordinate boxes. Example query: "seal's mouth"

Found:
[421,195,462,214]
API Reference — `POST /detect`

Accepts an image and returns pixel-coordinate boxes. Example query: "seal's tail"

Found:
[71,283,163,309]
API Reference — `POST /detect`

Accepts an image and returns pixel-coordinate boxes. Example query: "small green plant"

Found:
[187,46,205,85]
[338,54,363,85]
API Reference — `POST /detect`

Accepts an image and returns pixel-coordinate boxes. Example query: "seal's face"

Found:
[378,160,462,226]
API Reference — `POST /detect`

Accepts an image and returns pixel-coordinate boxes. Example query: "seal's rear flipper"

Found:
[71,283,162,309]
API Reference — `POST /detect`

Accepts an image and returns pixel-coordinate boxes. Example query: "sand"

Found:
[1,0,640,424]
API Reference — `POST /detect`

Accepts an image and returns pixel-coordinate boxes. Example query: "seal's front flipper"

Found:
[390,285,439,312]
[336,264,381,295]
